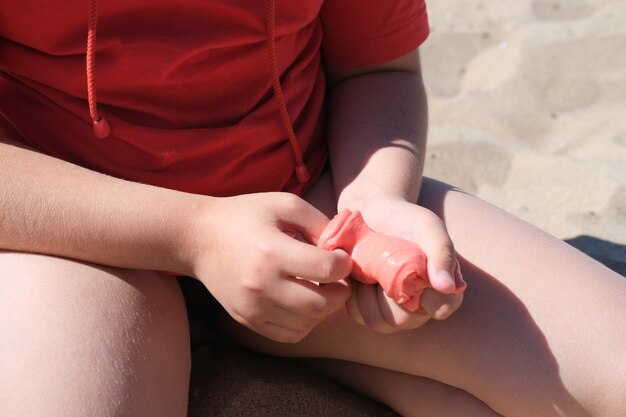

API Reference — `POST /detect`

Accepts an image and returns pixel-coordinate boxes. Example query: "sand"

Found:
[188,2,626,416]
[421,0,626,275]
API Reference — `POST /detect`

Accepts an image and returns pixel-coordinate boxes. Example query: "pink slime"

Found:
[318,209,429,311]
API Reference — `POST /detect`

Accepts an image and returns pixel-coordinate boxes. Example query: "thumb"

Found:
[420,224,465,294]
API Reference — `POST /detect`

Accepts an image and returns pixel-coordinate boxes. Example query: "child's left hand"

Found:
[342,198,465,333]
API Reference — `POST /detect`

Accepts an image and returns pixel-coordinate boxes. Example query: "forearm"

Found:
[327,70,428,210]
[0,138,203,275]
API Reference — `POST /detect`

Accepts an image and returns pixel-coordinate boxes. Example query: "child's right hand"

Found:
[183,192,353,343]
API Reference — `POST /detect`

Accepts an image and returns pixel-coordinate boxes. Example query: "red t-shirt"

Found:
[0,0,429,196]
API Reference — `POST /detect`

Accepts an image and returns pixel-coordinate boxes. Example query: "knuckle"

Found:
[305,300,328,319]
[240,275,264,293]
[253,241,276,264]
[422,209,445,228]
[422,214,453,244]
[319,258,334,279]
[318,257,342,282]
[279,193,303,212]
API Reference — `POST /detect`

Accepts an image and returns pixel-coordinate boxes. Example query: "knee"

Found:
[0,253,191,416]
[3,254,189,352]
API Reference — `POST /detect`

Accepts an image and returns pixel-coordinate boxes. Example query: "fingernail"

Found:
[455,266,465,284]
[436,270,456,292]
[456,273,466,287]
[453,262,467,293]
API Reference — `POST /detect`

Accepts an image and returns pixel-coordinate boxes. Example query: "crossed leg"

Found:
[224,176,626,417]
[0,252,191,417]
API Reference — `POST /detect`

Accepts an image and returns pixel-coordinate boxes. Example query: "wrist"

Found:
[336,191,422,237]
[337,189,410,213]
[158,192,219,278]
[335,170,422,213]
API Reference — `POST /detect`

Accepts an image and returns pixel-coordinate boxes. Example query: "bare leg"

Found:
[306,358,502,417]
[0,252,191,417]
[223,175,626,417]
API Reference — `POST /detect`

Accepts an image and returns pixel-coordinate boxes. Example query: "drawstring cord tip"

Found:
[295,163,310,183]
[92,116,111,139]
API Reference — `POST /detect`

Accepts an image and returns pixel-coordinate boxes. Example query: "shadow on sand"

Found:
[565,235,626,277]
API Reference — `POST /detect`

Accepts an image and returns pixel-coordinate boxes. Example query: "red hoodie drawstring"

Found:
[266,0,310,184]
[87,0,110,139]
[85,0,309,183]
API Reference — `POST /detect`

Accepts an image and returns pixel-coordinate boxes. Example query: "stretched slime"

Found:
[318,209,429,311]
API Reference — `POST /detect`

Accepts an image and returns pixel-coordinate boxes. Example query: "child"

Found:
[1,1,624,416]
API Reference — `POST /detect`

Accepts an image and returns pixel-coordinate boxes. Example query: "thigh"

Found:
[0,251,191,417]
[223,176,626,417]
[307,358,502,417]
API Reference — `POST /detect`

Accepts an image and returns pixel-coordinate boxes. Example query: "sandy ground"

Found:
[421,0,626,270]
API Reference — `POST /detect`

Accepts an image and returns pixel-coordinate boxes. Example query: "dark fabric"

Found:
[177,276,223,328]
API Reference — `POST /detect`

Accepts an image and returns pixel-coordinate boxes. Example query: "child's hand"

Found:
[342,199,465,333]
[186,192,353,343]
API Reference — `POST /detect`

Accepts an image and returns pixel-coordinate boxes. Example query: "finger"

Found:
[377,285,430,330]
[255,321,312,344]
[267,304,321,333]
[419,288,464,320]
[274,234,353,283]
[227,299,318,343]
[271,274,351,319]
[417,217,460,294]
[356,283,396,333]
[346,282,366,326]
[270,194,333,244]
[221,309,310,344]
